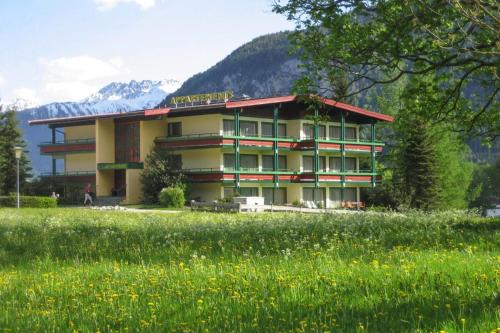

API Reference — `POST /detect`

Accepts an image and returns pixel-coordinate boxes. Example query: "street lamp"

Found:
[14,146,23,209]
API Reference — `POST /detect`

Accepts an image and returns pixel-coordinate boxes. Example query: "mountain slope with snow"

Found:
[17,79,180,174]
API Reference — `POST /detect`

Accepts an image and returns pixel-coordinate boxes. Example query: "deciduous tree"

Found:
[273,0,500,140]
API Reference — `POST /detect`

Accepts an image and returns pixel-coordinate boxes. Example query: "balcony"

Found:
[39,138,96,155]
[155,133,299,150]
[176,167,380,184]
[155,133,383,153]
[39,170,96,182]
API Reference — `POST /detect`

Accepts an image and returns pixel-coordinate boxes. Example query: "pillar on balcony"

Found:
[340,111,346,202]
[313,109,319,188]
[273,105,279,189]
[371,121,376,188]
[51,127,57,176]
[234,108,241,190]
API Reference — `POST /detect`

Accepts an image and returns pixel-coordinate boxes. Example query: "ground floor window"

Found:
[329,187,357,206]
[239,187,258,197]
[329,188,341,207]
[344,187,357,202]
[302,188,325,206]
[262,188,287,205]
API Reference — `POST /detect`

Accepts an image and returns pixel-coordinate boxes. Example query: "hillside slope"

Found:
[160,32,301,105]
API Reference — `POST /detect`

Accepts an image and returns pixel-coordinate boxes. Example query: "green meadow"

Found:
[0,209,498,332]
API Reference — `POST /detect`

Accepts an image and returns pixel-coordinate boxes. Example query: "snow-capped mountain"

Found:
[17,79,180,174]
[0,97,39,112]
[83,79,180,105]
[22,79,180,120]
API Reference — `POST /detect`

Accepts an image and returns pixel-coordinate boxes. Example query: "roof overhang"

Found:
[29,94,394,126]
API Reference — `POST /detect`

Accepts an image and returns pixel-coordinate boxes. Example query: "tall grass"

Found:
[0,209,498,332]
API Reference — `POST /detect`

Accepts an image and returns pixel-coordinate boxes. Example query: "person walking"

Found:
[84,183,93,206]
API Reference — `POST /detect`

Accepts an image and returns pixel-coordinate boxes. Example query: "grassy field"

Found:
[0,209,498,332]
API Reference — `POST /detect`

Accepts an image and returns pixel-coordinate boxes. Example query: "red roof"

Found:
[144,108,171,116]
[322,98,394,122]
[225,96,296,108]
[225,95,393,123]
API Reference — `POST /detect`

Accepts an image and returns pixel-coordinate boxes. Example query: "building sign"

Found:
[170,91,234,106]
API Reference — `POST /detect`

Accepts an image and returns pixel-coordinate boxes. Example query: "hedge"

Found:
[0,196,58,208]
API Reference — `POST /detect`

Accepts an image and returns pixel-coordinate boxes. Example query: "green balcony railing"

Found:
[40,171,96,177]
[155,133,384,146]
[39,138,96,146]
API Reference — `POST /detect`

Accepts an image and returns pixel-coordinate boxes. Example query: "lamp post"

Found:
[14,146,23,209]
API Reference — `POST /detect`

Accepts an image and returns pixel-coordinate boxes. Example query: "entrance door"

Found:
[114,170,126,196]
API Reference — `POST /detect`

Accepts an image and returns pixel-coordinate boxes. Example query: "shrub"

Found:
[141,147,186,203]
[0,195,57,208]
[158,187,185,208]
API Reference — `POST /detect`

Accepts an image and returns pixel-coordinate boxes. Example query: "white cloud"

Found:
[43,82,98,102]
[94,0,156,11]
[40,55,125,82]
[13,88,39,103]
[39,55,127,101]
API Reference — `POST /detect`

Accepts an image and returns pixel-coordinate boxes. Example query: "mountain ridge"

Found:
[16,79,179,173]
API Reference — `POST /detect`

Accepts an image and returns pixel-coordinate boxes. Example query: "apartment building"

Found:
[30,95,394,207]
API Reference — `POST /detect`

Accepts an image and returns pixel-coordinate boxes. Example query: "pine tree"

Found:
[365,74,473,210]
[396,117,440,210]
[0,109,32,195]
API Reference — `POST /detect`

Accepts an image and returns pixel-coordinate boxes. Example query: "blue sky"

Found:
[0,0,293,104]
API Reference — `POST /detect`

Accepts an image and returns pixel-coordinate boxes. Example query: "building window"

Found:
[115,121,140,163]
[168,122,182,137]
[223,120,235,135]
[240,187,258,196]
[223,154,235,170]
[329,156,341,172]
[344,188,357,202]
[169,155,182,170]
[319,156,326,171]
[262,155,287,171]
[303,188,325,205]
[329,126,340,140]
[345,157,357,172]
[345,127,357,140]
[303,124,314,139]
[261,123,273,137]
[262,155,273,171]
[240,154,258,170]
[262,188,287,205]
[240,121,257,137]
[261,123,287,138]
[303,156,314,172]
[278,124,287,138]
[278,155,287,170]
[329,188,342,207]
[303,124,326,139]
[318,125,326,139]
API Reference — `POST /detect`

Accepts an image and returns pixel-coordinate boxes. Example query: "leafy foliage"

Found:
[467,157,500,208]
[273,0,500,140]
[140,147,185,203]
[158,187,185,208]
